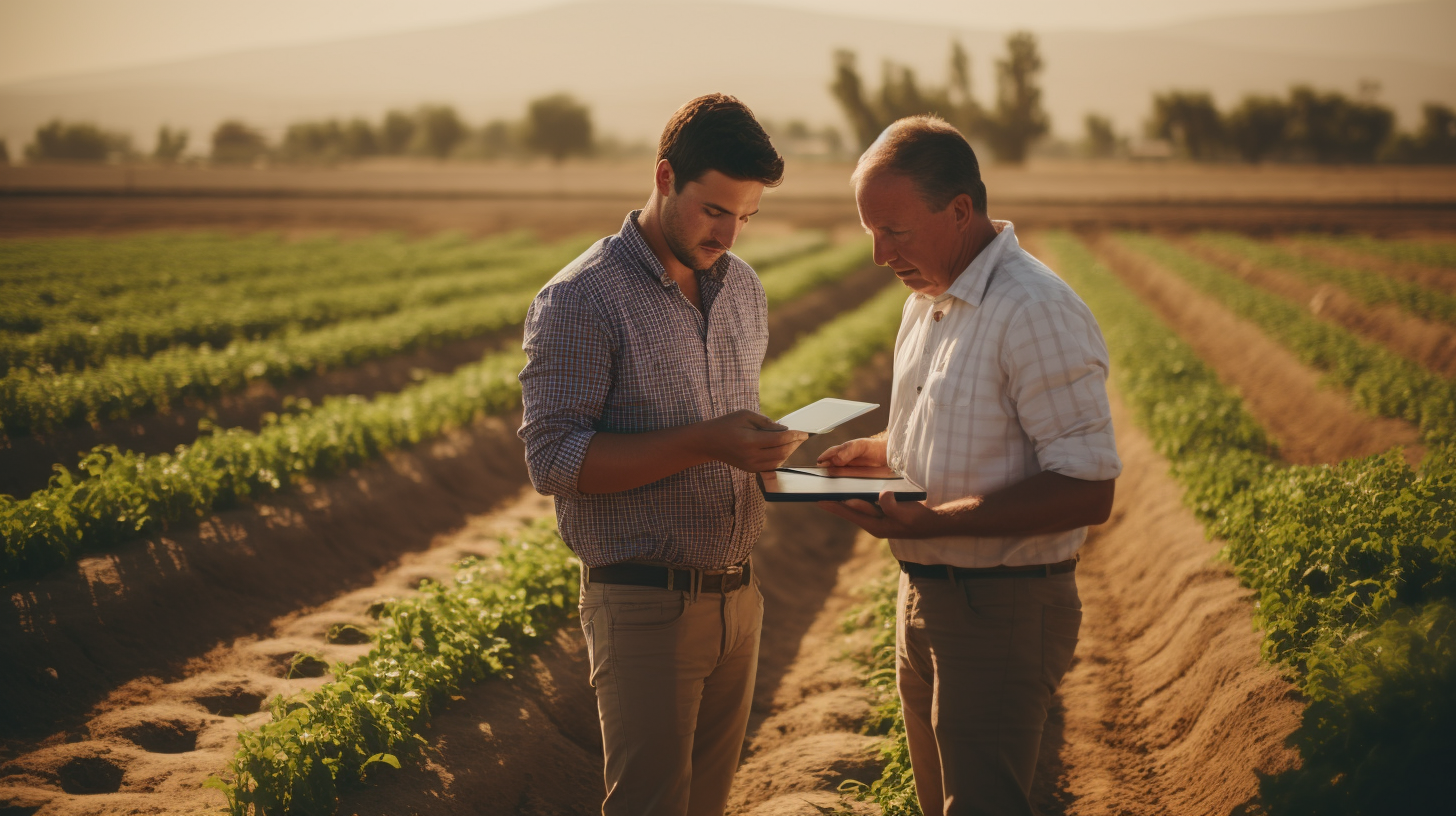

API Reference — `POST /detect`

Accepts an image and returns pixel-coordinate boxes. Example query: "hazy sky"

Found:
[0,0,1407,85]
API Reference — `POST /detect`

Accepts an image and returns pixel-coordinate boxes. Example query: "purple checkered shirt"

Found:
[518,211,769,569]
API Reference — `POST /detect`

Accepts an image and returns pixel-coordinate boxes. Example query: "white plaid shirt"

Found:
[886,221,1121,568]
[518,211,768,569]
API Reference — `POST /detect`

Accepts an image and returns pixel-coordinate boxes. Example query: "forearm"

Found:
[576,425,710,494]
[926,471,1115,538]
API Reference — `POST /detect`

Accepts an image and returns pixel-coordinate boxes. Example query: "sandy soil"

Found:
[1181,239,1456,379]
[1280,239,1456,296]
[1092,234,1425,466]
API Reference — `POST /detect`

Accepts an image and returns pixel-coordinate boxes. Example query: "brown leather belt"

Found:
[587,560,752,593]
[899,558,1077,580]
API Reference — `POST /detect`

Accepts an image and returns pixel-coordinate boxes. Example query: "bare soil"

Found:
[1181,238,1456,379]
[1092,234,1425,466]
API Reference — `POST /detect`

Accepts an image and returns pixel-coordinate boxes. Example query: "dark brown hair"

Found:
[853,115,988,213]
[658,94,784,192]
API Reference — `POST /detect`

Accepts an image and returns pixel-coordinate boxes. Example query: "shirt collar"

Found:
[619,209,730,288]
[942,220,1016,307]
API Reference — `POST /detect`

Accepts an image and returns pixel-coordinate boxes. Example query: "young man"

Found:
[818,116,1122,816]
[518,94,808,816]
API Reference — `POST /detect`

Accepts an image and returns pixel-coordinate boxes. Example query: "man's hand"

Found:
[816,436,888,468]
[818,490,944,539]
[696,410,809,472]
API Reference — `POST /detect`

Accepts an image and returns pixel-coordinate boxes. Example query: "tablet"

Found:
[775,398,880,434]
[758,466,927,503]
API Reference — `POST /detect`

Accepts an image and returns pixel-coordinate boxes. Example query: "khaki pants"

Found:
[579,572,763,816]
[896,569,1081,816]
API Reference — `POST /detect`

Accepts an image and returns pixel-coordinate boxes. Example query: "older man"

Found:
[819,116,1122,815]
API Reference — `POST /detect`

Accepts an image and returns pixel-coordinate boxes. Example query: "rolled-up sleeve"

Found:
[518,281,612,498]
[1002,296,1123,482]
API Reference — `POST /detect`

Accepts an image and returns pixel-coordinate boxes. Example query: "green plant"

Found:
[209,521,579,815]
[758,239,873,308]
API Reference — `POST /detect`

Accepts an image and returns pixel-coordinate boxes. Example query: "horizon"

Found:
[0,0,1418,86]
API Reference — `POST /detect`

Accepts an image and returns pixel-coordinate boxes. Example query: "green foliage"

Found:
[1382,104,1456,164]
[0,349,527,580]
[26,119,130,163]
[1114,233,1456,449]
[0,238,591,437]
[1081,113,1121,159]
[0,230,574,374]
[210,521,579,816]
[1194,232,1456,326]
[760,283,905,419]
[1146,91,1225,160]
[837,569,922,816]
[757,238,872,308]
[1295,234,1456,271]
[1045,230,1456,811]
[1226,95,1290,163]
[981,32,1049,165]
[524,94,593,162]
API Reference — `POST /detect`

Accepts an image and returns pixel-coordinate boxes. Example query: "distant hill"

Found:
[1,0,1451,153]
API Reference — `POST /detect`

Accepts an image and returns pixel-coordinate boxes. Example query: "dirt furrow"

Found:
[1041,385,1303,815]
[1092,235,1424,466]
[1182,239,1456,378]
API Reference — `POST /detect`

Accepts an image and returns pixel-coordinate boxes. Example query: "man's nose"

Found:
[716,220,741,250]
[871,235,895,267]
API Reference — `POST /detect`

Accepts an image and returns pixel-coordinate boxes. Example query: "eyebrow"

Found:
[705,202,760,218]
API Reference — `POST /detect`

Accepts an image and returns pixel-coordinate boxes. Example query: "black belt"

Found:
[899,558,1077,580]
[587,560,752,593]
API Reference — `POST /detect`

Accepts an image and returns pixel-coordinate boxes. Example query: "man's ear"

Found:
[654,159,675,197]
[953,192,976,231]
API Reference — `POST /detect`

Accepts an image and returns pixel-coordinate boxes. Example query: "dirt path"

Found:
[1182,239,1456,379]
[1092,234,1424,466]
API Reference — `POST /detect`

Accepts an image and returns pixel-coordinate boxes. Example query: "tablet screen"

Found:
[776,398,880,434]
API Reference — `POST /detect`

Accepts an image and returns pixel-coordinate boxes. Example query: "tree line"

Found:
[832,32,1455,166]
[13,94,597,166]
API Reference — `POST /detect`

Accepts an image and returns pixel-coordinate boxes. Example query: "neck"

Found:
[637,193,693,280]
[947,214,999,285]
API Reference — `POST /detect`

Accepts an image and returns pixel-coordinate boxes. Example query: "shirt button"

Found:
[916,385,923,393]
[933,311,943,322]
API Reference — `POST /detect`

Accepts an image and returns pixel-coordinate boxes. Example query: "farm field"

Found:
[0,180,1453,815]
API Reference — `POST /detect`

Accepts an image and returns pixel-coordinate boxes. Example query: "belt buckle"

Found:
[721,564,744,593]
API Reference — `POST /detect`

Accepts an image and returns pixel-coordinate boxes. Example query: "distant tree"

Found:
[380,110,416,155]
[1284,85,1393,163]
[1382,103,1456,164]
[153,125,189,163]
[411,105,467,159]
[981,32,1049,164]
[0,139,9,166]
[1147,91,1225,160]
[341,118,378,158]
[477,120,518,158]
[211,120,268,164]
[1082,113,1119,159]
[524,94,593,162]
[1226,95,1289,163]
[828,40,983,153]
[25,119,129,163]
[829,50,885,151]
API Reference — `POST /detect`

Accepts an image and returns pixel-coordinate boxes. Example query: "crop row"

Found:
[0,348,526,580]
[1048,231,1454,810]
[0,249,883,579]
[1113,232,1456,450]
[0,237,592,375]
[732,229,830,269]
[1192,232,1456,326]
[0,239,871,440]
[1296,234,1456,270]
[207,280,908,814]
[0,286,539,439]
[209,520,579,816]
[0,230,542,340]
